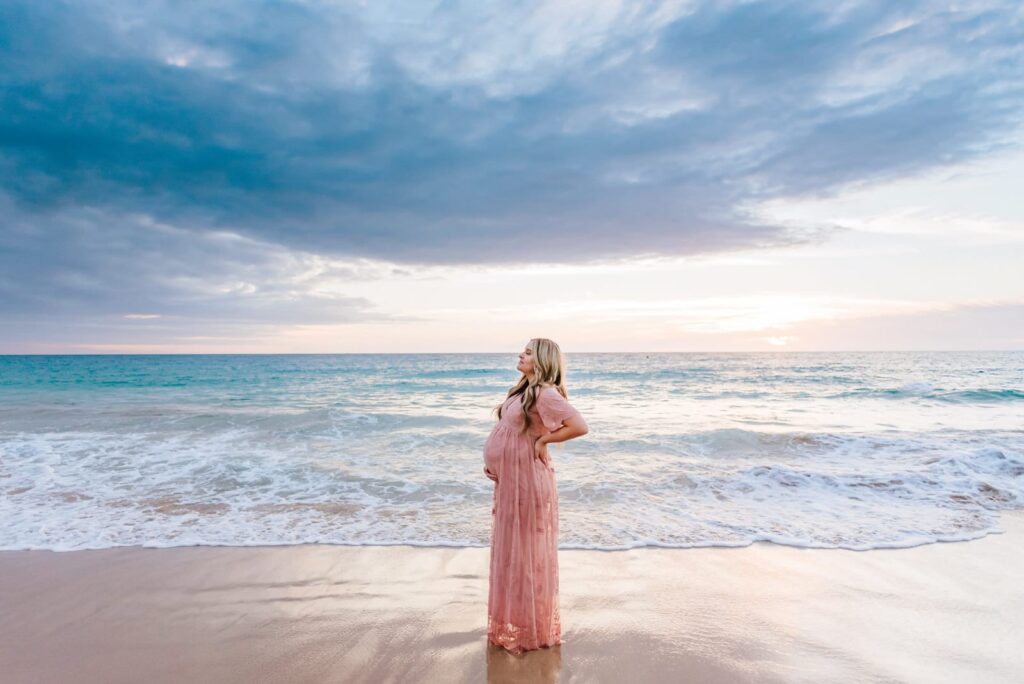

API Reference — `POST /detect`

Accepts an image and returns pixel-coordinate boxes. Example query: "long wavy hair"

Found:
[495,338,569,434]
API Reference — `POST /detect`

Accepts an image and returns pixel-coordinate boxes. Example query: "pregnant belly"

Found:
[483,434,504,476]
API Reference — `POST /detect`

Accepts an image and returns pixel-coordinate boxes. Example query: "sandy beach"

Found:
[1,510,1021,683]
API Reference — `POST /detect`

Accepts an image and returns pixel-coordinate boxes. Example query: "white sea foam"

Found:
[1,352,1022,551]
[1,422,1021,552]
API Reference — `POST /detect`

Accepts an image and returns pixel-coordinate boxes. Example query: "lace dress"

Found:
[483,386,583,654]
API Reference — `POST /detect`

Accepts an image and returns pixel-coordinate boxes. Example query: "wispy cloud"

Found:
[0,193,403,325]
[413,293,961,331]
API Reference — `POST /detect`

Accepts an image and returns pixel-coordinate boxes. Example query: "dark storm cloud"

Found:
[0,0,1022,335]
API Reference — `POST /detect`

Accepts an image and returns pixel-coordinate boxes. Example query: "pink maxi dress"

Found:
[483,385,583,654]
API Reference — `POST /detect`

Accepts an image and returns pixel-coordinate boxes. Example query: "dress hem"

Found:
[486,634,563,655]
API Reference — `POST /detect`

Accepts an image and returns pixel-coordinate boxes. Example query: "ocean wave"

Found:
[2,425,1021,553]
[3,352,1023,552]
[832,386,1024,403]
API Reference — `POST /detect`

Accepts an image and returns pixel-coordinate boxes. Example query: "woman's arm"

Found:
[538,413,588,445]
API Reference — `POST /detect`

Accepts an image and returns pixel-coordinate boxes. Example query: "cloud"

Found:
[0,192,404,331]
[1,0,1020,266]
[789,300,1024,350]
[1,1,1022,349]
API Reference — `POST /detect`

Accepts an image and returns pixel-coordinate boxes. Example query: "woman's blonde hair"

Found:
[495,338,569,434]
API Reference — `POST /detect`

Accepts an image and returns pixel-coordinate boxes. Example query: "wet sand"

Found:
[1,510,1022,683]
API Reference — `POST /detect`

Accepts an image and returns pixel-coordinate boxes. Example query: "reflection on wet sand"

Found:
[2,513,1023,683]
[486,641,561,683]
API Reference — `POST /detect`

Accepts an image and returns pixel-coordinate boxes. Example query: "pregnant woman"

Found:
[483,338,589,654]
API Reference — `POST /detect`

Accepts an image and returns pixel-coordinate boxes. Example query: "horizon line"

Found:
[0,350,1020,356]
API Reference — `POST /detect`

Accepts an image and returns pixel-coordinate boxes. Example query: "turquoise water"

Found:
[1,352,1022,551]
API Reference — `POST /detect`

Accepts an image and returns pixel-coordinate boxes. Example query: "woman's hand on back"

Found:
[534,437,550,467]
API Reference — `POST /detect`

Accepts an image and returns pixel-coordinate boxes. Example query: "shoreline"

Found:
[1,511,1022,683]
[2,516,1008,555]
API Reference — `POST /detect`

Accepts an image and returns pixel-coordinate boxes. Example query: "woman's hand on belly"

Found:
[483,442,501,480]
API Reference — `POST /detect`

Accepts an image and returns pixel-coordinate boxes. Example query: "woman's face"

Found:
[516,343,535,376]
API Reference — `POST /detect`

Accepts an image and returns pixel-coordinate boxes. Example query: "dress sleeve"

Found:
[536,386,581,432]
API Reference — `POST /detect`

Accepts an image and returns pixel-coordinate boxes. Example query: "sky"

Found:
[1,0,1022,353]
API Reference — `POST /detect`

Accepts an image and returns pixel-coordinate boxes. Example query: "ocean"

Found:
[1,352,1021,552]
